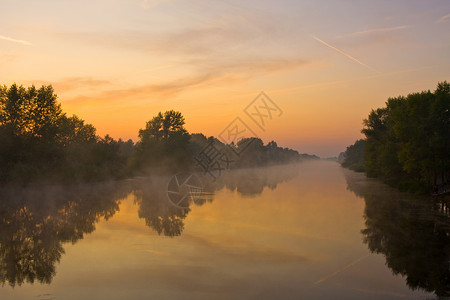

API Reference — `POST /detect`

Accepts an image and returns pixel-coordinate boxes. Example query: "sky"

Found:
[1,0,449,157]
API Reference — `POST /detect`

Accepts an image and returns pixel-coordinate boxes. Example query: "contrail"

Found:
[336,25,409,38]
[0,35,32,45]
[312,36,379,73]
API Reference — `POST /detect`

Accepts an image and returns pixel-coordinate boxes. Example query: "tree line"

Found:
[341,81,449,193]
[0,83,313,185]
[0,84,133,184]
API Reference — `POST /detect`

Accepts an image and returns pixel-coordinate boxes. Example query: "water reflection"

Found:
[133,177,191,237]
[213,164,299,196]
[0,164,299,287]
[134,164,299,236]
[344,170,450,298]
[0,182,130,287]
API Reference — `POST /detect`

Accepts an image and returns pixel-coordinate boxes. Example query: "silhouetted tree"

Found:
[1,83,314,184]
[231,138,306,168]
[0,83,133,184]
[131,110,190,173]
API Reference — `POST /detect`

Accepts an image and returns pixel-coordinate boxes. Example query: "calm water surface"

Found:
[0,161,448,299]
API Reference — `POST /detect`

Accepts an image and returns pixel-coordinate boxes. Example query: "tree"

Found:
[0,84,62,138]
[232,138,304,168]
[56,115,96,147]
[361,81,450,192]
[139,110,187,141]
[0,83,133,184]
[341,139,365,172]
[0,84,65,182]
[132,110,190,172]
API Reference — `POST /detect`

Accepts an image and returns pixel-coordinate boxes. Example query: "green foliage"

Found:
[362,81,450,192]
[341,139,365,172]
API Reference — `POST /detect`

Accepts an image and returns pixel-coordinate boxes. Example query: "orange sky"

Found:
[1,0,449,156]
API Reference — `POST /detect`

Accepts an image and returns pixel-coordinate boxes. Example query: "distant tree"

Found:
[139,110,187,140]
[341,139,365,172]
[132,110,190,172]
[232,138,306,168]
[235,137,266,167]
[56,115,96,146]
[188,133,209,154]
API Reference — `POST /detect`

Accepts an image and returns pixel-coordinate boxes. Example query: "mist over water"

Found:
[0,161,447,299]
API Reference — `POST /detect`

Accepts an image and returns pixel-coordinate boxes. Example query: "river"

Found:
[0,161,448,299]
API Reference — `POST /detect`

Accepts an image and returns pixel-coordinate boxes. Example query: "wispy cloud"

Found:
[40,9,308,102]
[23,77,112,95]
[64,58,307,104]
[436,13,450,23]
[312,36,379,73]
[335,25,409,39]
[51,16,266,58]
[53,77,112,93]
[0,35,32,45]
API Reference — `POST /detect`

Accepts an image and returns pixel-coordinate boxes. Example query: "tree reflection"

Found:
[133,177,191,237]
[0,164,301,286]
[344,169,450,297]
[0,182,131,286]
[214,164,299,196]
[133,164,300,236]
